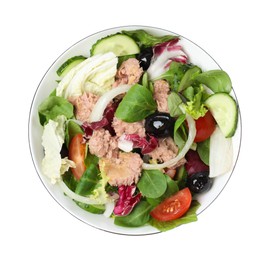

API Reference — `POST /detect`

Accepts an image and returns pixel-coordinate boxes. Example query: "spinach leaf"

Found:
[65,120,83,147]
[197,138,210,165]
[147,175,179,207]
[174,114,187,150]
[122,29,177,49]
[195,70,232,93]
[114,201,152,227]
[178,66,202,91]
[167,92,183,117]
[137,170,167,198]
[62,169,78,192]
[115,84,156,122]
[38,95,74,126]
[149,200,201,232]
[75,164,101,196]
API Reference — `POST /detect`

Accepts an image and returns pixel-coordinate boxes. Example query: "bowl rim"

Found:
[28,24,242,236]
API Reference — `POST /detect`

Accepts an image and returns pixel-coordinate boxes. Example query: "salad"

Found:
[38,29,238,232]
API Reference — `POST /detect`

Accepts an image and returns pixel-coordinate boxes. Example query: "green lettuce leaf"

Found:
[183,84,208,119]
[38,95,74,126]
[149,200,201,232]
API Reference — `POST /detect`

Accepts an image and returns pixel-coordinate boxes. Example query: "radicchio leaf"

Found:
[113,185,141,216]
[82,103,118,139]
[185,149,209,175]
[148,39,188,80]
[125,134,158,154]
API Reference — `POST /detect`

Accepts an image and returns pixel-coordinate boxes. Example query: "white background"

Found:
[1,0,271,259]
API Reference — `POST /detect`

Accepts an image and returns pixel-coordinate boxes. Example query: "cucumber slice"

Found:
[57,55,86,77]
[91,34,140,56]
[205,93,238,137]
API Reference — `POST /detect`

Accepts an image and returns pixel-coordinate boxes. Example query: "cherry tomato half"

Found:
[194,111,216,142]
[68,133,86,180]
[150,187,192,222]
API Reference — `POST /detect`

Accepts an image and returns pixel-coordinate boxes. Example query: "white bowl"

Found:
[28,25,242,235]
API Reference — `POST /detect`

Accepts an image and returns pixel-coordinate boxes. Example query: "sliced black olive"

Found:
[187,171,213,194]
[137,47,153,70]
[145,112,175,138]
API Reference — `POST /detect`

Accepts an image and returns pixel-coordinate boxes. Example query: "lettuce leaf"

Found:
[149,200,201,232]
[41,115,75,184]
[183,84,208,119]
[38,95,74,126]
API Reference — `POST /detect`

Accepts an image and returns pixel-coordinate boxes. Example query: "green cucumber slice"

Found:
[205,93,238,137]
[57,55,86,77]
[91,34,140,56]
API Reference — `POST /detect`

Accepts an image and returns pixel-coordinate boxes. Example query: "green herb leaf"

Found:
[195,70,232,93]
[114,201,152,227]
[38,96,74,126]
[149,200,201,232]
[122,29,177,49]
[137,170,167,198]
[75,164,101,196]
[115,84,156,122]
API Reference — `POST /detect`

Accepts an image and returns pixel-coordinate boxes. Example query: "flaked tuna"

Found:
[147,137,178,163]
[113,58,143,87]
[99,152,143,186]
[112,117,146,137]
[88,129,118,159]
[153,79,170,113]
[69,92,99,122]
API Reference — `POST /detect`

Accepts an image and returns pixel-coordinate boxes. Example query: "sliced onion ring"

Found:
[142,109,196,170]
[89,84,130,122]
[58,180,110,205]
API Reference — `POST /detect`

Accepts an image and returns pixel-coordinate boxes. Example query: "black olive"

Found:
[137,47,153,70]
[60,144,69,158]
[145,112,175,138]
[187,171,213,194]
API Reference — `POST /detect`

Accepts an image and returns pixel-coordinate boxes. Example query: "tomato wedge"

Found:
[194,111,216,143]
[68,133,86,180]
[150,188,192,222]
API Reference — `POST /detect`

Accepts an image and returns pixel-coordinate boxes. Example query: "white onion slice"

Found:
[209,126,233,178]
[58,180,109,205]
[103,201,115,218]
[89,84,130,122]
[142,110,196,170]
